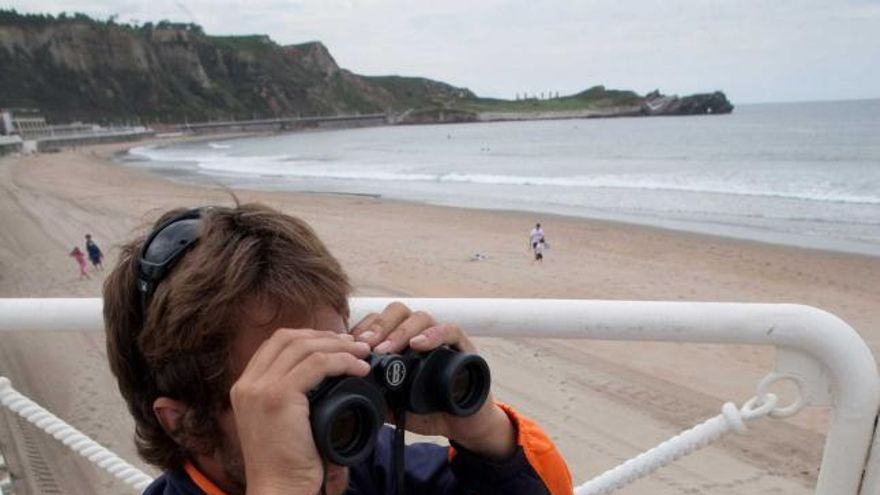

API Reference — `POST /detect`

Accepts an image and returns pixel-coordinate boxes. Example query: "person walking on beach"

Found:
[103,203,572,495]
[529,223,545,251]
[534,238,546,264]
[69,246,90,280]
[85,234,104,270]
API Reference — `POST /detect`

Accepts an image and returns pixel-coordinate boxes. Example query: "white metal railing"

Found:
[0,377,154,491]
[0,298,878,494]
[579,392,788,494]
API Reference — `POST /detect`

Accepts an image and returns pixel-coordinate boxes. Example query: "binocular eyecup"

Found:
[309,346,491,466]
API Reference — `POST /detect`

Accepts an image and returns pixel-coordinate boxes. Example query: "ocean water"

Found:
[125,100,880,256]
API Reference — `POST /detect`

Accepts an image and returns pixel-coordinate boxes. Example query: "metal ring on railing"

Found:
[576,392,795,495]
[755,372,808,418]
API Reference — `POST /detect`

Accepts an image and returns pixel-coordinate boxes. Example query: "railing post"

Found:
[857,419,880,494]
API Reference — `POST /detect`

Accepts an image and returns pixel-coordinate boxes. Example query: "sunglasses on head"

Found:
[137,209,203,316]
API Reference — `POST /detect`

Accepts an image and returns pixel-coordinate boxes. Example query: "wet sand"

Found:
[0,140,878,494]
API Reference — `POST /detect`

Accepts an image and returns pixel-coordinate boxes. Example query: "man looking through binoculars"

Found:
[103,203,572,495]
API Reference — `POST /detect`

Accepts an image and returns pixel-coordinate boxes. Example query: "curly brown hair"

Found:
[103,203,351,470]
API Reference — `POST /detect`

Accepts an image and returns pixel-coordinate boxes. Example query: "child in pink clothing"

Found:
[69,247,90,280]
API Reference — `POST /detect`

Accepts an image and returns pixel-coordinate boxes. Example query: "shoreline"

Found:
[0,141,878,493]
[122,130,880,259]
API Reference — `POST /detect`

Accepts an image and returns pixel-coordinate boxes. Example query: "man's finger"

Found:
[286,352,372,393]
[354,302,411,346]
[407,323,477,354]
[350,312,379,338]
[374,310,435,354]
[255,338,371,382]
[245,329,357,378]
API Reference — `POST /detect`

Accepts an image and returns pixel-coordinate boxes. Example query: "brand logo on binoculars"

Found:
[385,360,407,387]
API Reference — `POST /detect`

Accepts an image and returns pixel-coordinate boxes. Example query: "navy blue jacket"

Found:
[143,403,572,495]
[86,240,102,260]
[144,428,554,494]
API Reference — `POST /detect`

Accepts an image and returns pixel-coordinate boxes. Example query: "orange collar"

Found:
[184,462,229,495]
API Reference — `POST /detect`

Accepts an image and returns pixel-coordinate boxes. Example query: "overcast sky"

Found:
[9,0,880,103]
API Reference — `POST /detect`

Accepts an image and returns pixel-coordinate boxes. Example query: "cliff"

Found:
[0,10,732,125]
[641,90,734,116]
[0,11,474,123]
[417,85,733,124]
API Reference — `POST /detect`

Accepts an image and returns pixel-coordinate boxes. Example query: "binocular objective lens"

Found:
[310,376,384,465]
[451,365,476,406]
[330,408,362,454]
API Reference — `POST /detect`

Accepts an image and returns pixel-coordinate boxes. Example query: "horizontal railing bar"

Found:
[0,297,876,495]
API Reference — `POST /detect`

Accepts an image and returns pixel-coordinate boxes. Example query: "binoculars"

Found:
[308,347,491,466]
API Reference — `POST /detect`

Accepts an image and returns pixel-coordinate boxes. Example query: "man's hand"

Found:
[351,302,516,461]
[230,329,371,494]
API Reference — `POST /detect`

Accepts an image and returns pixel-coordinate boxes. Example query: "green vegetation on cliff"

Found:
[0,9,732,124]
[0,10,444,123]
[461,86,642,113]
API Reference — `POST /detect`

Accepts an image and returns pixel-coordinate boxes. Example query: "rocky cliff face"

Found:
[0,11,732,125]
[0,13,473,123]
[641,90,734,115]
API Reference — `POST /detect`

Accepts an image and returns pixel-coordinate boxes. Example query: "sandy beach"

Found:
[0,139,878,494]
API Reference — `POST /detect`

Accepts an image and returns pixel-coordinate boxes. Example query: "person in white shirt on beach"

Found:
[529,223,545,251]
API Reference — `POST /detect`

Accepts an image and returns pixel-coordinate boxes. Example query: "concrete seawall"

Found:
[0,136,22,156]
[176,114,387,135]
[34,129,155,152]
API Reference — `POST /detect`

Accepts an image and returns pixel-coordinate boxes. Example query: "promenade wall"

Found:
[0,136,22,156]
[34,129,155,152]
